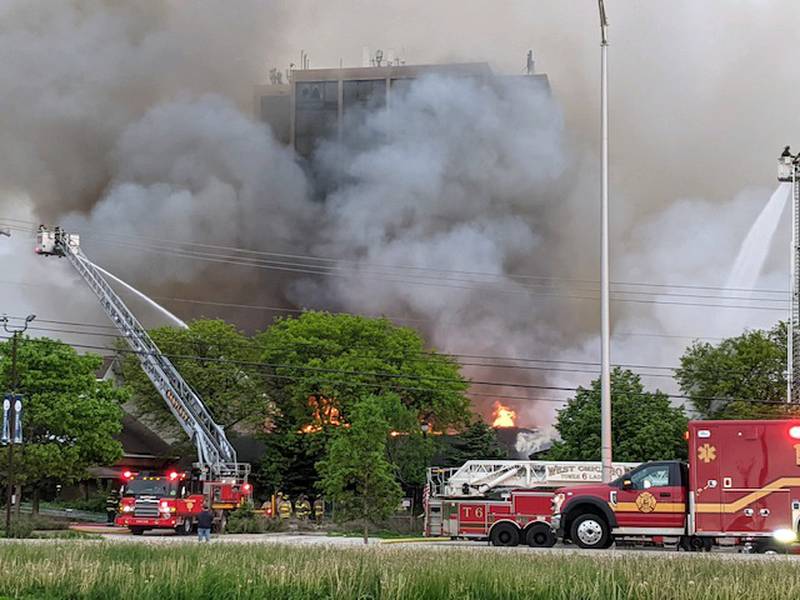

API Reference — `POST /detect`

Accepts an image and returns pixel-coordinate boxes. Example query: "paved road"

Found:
[56,526,800,560]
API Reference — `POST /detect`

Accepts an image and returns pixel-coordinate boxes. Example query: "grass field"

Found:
[0,542,799,599]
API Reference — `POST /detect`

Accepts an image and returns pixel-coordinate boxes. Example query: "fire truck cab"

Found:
[553,420,800,552]
[115,469,252,535]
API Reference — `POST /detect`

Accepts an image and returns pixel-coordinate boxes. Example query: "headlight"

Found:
[773,529,796,544]
[122,505,133,513]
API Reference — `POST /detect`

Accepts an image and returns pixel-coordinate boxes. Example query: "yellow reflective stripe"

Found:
[695,477,800,514]
[610,502,685,513]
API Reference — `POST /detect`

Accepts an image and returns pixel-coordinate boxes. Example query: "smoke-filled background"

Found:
[2,0,800,428]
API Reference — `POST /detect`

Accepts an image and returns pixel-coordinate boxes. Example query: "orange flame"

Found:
[298,396,343,433]
[491,401,517,428]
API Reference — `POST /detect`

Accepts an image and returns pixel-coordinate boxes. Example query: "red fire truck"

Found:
[424,460,638,546]
[116,469,253,535]
[553,420,800,553]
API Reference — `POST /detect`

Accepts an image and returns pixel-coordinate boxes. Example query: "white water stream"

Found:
[725,184,790,292]
[720,183,790,332]
[78,256,188,329]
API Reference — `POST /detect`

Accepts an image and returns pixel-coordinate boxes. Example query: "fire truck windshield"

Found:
[123,479,179,497]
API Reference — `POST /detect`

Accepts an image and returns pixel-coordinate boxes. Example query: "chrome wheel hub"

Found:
[577,519,603,546]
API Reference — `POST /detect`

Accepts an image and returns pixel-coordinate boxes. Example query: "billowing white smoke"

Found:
[555,186,789,405]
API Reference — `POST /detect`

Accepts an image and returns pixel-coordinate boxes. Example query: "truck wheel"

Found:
[176,519,193,536]
[525,523,556,548]
[489,523,520,547]
[680,536,713,552]
[130,528,145,536]
[753,541,787,555]
[570,514,609,550]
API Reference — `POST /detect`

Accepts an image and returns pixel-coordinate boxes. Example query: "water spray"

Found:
[75,255,188,330]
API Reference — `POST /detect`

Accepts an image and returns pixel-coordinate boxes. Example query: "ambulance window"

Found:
[630,465,670,490]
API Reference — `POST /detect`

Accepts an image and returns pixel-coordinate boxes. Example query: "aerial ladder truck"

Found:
[35,226,251,534]
[424,459,638,547]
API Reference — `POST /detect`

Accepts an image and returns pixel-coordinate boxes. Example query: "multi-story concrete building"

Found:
[256,62,549,158]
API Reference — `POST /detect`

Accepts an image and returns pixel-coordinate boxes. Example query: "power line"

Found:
[2,221,791,308]
[0,278,752,343]
[0,333,792,408]
[14,323,675,380]
[0,314,773,380]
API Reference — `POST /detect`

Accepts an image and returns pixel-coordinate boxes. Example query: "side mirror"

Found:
[622,479,633,491]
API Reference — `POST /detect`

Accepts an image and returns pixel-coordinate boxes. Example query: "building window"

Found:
[342,79,387,111]
[295,81,339,158]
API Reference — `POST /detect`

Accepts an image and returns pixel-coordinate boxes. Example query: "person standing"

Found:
[105,486,120,525]
[197,503,214,542]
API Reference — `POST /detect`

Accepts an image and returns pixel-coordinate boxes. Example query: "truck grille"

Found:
[134,499,159,518]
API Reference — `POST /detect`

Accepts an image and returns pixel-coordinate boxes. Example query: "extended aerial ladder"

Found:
[35,226,249,484]
[427,459,640,498]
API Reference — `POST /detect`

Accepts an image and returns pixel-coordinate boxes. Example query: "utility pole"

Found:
[779,147,800,402]
[1,315,35,534]
[598,0,613,482]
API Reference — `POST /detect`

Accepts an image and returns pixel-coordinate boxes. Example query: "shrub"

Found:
[1,514,69,538]
[24,515,69,531]
[57,494,108,513]
[225,505,269,534]
[5,518,34,539]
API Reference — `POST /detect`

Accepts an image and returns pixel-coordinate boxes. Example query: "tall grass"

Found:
[0,542,798,599]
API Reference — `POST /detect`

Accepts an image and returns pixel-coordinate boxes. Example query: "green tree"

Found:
[317,395,403,543]
[443,419,508,467]
[120,319,268,439]
[256,312,471,492]
[676,322,793,419]
[546,368,688,462]
[0,337,126,512]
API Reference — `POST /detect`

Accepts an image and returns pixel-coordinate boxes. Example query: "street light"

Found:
[598,0,613,483]
[779,147,799,402]
[1,314,35,535]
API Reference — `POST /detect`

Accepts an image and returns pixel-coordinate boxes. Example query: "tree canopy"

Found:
[440,419,507,467]
[317,395,403,543]
[0,337,126,498]
[676,322,793,419]
[546,368,688,462]
[257,312,471,433]
[254,312,471,496]
[120,319,268,438]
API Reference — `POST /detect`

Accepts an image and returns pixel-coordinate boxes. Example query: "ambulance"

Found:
[552,420,800,553]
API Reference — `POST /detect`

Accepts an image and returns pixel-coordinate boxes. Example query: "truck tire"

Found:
[176,518,193,536]
[570,514,610,550]
[525,523,556,548]
[679,536,712,552]
[130,527,145,536]
[489,523,520,547]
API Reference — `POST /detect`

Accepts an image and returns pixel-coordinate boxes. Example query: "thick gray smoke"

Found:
[66,95,312,284]
[295,75,569,424]
[0,1,285,216]
[0,0,308,329]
